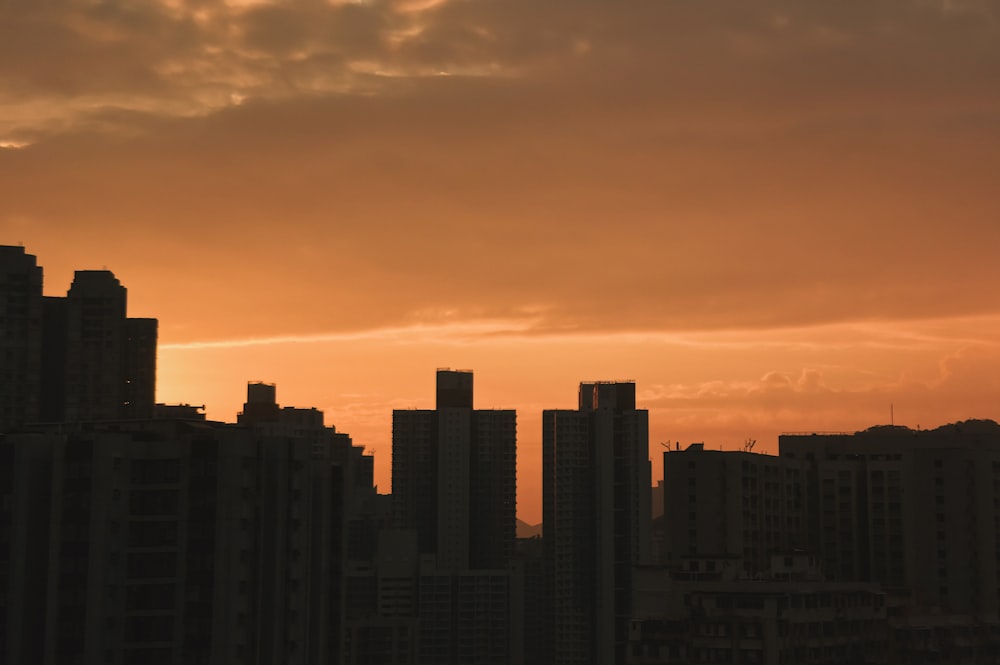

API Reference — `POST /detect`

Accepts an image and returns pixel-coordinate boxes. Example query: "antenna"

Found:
[891,403,894,426]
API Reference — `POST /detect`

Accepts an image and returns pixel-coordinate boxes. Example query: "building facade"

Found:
[661,445,808,577]
[390,370,518,664]
[0,246,43,431]
[0,410,367,665]
[0,247,158,430]
[391,370,516,570]
[628,556,888,665]
[543,381,651,665]
[780,422,1000,616]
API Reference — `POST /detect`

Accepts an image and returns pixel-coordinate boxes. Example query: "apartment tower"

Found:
[543,381,651,665]
[0,246,43,431]
[661,444,808,576]
[780,422,1000,616]
[391,370,518,664]
[391,369,516,570]
[0,247,158,429]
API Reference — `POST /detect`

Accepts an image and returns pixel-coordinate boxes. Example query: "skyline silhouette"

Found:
[8,245,1000,663]
[4,244,1000,523]
[4,3,1000,662]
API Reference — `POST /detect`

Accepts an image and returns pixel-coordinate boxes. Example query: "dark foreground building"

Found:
[543,381,651,665]
[391,369,516,570]
[386,370,520,665]
[0,246,157,430]
[780,422,1000,616]
[628,553,888,665]
[0,411,373,665]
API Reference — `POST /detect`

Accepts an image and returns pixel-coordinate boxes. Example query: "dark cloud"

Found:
[4,0,999,135]
[2,0,999,339]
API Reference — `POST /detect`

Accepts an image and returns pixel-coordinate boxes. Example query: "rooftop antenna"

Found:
[891,403,894,426]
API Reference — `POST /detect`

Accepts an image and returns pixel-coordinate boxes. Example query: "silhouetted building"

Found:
[390,370,518,664]
[543,381,651,665]
[515,536,547,665]
[0,408,366,665]
[154,403,207,421]
[416,566,512,665]
[40,295,68,422]
[0,246,43,431]
[124,317,157,419]
[780,422,1000,617]
[661,444,808,577]
[628,554,888,665]
[0,248,158,428]
[239,382,280,422]
[237,381,348,458]
[391,369,516,570]
[63,271,130,421]
[435,369,473,409]
[343,529,419,665]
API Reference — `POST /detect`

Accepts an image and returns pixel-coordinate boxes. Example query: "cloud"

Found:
[159,316,540,348]
[639,340,1000,443]
[4,0,999,137]
[2,0,999,339]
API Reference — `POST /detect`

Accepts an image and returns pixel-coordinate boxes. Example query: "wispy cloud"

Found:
[159,317,541,349]
[160,313,1000,351]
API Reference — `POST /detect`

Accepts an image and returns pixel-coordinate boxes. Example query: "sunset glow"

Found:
[3,0,1000,522]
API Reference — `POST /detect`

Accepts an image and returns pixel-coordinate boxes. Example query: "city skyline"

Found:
[6,243,1000,523]
[9,244,1000,663]
[4,1,1000,523]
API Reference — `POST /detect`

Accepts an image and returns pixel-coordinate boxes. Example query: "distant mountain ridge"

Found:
[516,519,542,539]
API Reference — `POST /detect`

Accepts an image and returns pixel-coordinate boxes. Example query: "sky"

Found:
[3,0,1000,522]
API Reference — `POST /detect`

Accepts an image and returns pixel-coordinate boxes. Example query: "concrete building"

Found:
[391,369,516,570]
[661,444,808,576]
[416,564,513,665]
[514,536,546,665]
[0,249,158,429]
[390,370,518,664]
[59,270,157,422]
[543,381,651,665]
[343,529,420,665]
[0,246,43,432]
[343,530,517,665]
[628,554,888,665]
[780,422,1000,616]
[0,408,367,665]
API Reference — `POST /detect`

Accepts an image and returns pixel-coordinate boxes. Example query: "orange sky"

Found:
[3,0,1000,522]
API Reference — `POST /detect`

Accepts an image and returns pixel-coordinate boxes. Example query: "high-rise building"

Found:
[0,247,158,429]
[391,369,516,570]
[542,381,651,665]
[0,246,43,432]
[124,317,157,419]
[60,270,157,422]
[62,270,128,421]
[390,370,518,664]
[0,390,372,665]
[780,422,1000,616]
